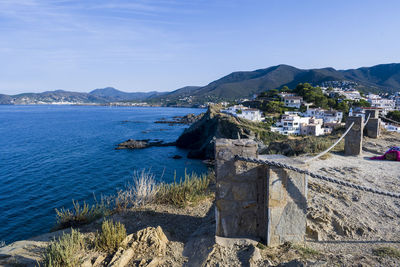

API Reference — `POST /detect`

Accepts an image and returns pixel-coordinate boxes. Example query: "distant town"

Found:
[209,84,400,135]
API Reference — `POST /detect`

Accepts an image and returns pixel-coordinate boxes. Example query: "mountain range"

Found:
[1,63,400,105]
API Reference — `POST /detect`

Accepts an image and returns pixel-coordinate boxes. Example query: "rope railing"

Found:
[235,155,400,199]
[304,122,354,163]
[364,113,371,126]
[380,115,400,125]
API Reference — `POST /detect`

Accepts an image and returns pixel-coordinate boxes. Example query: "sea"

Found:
[0,105,207,244]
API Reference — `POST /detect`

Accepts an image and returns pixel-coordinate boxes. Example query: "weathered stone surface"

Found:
[134,226,168,254]
[365,118,380,138]
[215,139,307,247]
[215,236,259,247]
[108,226,169,267]
[365,109,379,119]
[345,116,363,156]
[108,247,135,267]
[232,183,256,201]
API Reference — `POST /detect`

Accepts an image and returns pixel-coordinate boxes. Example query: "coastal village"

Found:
[212,85,400,136]
[3,0,400,266]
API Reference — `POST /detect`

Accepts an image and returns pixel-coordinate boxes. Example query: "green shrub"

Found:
[95,219,127,253]
[256,242,267,250]
[42,229,85,267]
[372,247,400,259]
[156,171,211,207]
[54,199,109,230]
[292,244,320,259]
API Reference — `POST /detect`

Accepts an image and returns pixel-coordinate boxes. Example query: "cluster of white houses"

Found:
[220,89,400,135]
[270,108,343,136]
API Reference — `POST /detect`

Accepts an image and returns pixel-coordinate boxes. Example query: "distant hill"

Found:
[0,88,166,105]
[89,87,165,101]
[149,86,201,101]
[1,63,399,105]
[169,63,400,102]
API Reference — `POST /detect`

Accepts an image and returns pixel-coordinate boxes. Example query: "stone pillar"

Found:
[364,110,380,138]
[344,116,363,156]
[265,159,307,246]
[215,139,267,239]
[365,109,379,119]
[215,139,307,246]
[365,118,380,138]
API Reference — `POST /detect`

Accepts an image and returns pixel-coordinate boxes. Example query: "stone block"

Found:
[365,118,380,138]
[216,182,232,199]
[214,139,307,246]
[345,116,363,156]
[232,183,256,201]
[216,199,237,212]
[365,109,379,119]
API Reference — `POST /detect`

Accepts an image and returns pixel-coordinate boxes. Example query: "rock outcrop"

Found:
[175,106,253,159]
[175,105,279,159]
[155,113,203,125]
[116,139,176,150]
[107,226,169,267]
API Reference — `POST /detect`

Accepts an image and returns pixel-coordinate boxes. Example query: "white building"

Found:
[271,113,310,135]
[348,107,366,120]
[221,105,264,122]
[367,94,395,112]
[302,108,343,123]
[283,96,303,109]
[300,118,327,136]
[341,90,361,101]
[382,121,400,133]
[323,110,344,123]
[271,113,331,136]
[221,105,246,115]
[239,109,263,121]
[393,94,400,110]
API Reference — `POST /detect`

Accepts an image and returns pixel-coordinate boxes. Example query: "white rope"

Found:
[304,122,354,163]
[380,115,400,125]
[364,113,370,126]
[236,156,400,199]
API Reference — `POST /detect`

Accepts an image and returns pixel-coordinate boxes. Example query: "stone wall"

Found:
[215,139,307,246]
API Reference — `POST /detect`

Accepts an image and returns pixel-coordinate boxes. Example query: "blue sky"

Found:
[1,0,400,94]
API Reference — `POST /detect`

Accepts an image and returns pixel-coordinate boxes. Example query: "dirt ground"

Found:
[1,131,399,266]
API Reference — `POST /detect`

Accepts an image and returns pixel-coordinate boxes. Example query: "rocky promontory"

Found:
[175,105,282,159]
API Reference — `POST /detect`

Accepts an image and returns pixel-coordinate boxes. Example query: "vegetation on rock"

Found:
[41,229,85,267]
[156,171,213,207]
[54,200,109,230]
[95,219,127,253]
[387,110,400,122]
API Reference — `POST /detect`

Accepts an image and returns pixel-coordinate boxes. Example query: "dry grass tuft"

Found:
[372,246,400,259]
[54,199,109,230]
[94,219,127,253]
[112,169,158,211]
[41,229,85,267]
[156,171,212,207]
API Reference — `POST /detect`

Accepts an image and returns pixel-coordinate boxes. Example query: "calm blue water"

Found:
[0,105,207,244]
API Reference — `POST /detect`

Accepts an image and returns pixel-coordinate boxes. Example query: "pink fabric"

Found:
[370,148,400,161]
